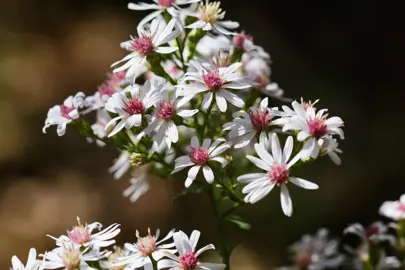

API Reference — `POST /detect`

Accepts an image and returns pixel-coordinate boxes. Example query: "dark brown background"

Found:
[0,0,404,268]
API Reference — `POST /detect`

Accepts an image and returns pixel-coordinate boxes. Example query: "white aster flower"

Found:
[123,166,150,202]
[49,217,121,249]
[100,246,130,270]
[144,88,198,153]
[128,0,202,28]
[43,92,85,136]
[158,230,226,270]
[11,248,41,270]
[172,136,230,187]
[196,35,232,57]
[318,136,343,165]
[41,243,105,270]
[276,101,344,160]
[177,61,251,112]
[232,31,254,51]
[223,98,280,149]
[105,80,161,137]
[186,1,239,35]
[237,133,319,216]
[115,228,175,270]
[109,151,131,180]
[380,195,405,221]
[112,18,180,83]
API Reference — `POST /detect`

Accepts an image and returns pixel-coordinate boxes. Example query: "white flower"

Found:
[112,18,181,83]
[115,228,175,270]
[380,195,405,221]
[41,243,106,270]
[177,61,252,112]
[344,222,396,245]
[223,98,280,149]
[172,136,231,187]
[232,31,254,51]
[196,35,232,57]
[128,0,202,28]
[105,79,161,137]
[123,166,150,202]
[144,88,198,153]
[11,248,41,270]
[88,110,112,147]
[43,92,85,136]
[157,230,226,270]
[318,136,343,165]
[237,133,319,216]
[186,1,239,35]
[276,101,344,160]
[48,217,121,249]
[109,151,131,180]
[100,246,130,270]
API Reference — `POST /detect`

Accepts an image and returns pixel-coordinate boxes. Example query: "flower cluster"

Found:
[10,218,223,270]
[38,1,347,269]
[279,194,405,270]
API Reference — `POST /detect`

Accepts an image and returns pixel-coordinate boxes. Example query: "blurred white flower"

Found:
[123,167,150,203]
[109,151,131,180]
[380,195,405,221]
[11,248,41,270]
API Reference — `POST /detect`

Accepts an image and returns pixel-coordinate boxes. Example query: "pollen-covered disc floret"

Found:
[203,69,224,91]
[268,164,289,186]
[180,251,198,270]
[249,108,272,131]
[306,116,328,139]
[199,1,225,23]
[157,100,176,120]
[189,147,209,165]
[136,232,157,256]
[131,34,154,56]
[123,96,145,115]
[68,222,91,246]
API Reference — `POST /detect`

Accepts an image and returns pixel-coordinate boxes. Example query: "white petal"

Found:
[155,46,179,54]
[289,177,319,190]
[219,90,244,108]
[201,92,213,111]
[210,156,228,168]
[271,133,283,164]
[202,166,214,183]
[215,92,227,112]
[246,155,271,171]
[254,143,274,166]
[191,136,200,148]
[283,136,294,163]
[280,185,293,217]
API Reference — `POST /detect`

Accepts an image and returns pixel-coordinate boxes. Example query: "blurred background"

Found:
[0,0,403,268]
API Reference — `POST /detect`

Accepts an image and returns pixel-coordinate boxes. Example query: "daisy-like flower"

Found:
[114,228,175,270]
[177,61,252,112]
[157,230,226,270]
[186,1,239,35]
[318,136,343,165]
[43,92,85,136]
[237,133,319,216]
[223,98,280,149]
[49,217,121,249]
[100,246,130,270]
[112,18,180,83]
[123,166,150,202]
[144,88,198,153]
[277,101,344,160]
[128,0,202,27]
[232,31,254,51]
[11,248,41,270]
[41,243,106,270]
[105,79,161,137]
[172,136,231,187]
[380,195,405,221]
[109,151,131,180]
[344,222,396,245]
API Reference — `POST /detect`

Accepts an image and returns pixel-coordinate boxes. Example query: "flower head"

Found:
[172,137,231,187]
[238,133,318,216]
[380,195,405,221]
[157,230,226,270]
[177,61,252,112]
[11,249,41,270]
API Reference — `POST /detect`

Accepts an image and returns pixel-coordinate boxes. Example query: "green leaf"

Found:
[225,215,252,231]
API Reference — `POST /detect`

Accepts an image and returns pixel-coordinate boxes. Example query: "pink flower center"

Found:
[157,100,176,120]
[202,69,223,91]
[232,31,253,49]
[307,117,328,139]
[136,236,157,256]
[398,203,405,213]
[268,164,289,185]
[179,251,198,270]
[124,97,145,115]
[158,0,175,7]
[248,109,271,131]
[189,147,209,165]
[60,105,75,120]
[68,225,91,245]
[131,35,153,56]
